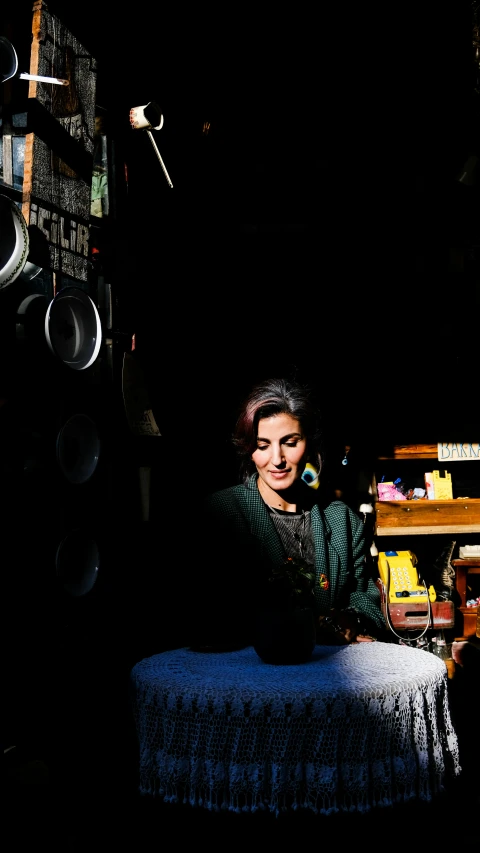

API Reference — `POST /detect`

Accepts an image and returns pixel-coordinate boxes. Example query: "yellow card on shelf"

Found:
[433,470,453,500]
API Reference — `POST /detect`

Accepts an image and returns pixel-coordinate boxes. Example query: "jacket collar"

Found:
[245,474,334,608]
[244,474,285,565]
[244,474,332,555]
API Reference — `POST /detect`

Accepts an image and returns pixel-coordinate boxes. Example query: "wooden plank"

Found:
[459,608,479,638]
[377,444,438,460]
[375,499,480,526]
[2,135,13,185]
[28,1,42,97]
[17,1,97,282]
[19,99,93,184]
[377,443,480,461]
[375,499,480,535]
[376,524,480,536]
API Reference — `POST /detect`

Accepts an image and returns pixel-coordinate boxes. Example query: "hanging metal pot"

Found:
[55,529,100,597]
[56,413,101,485]
[44,286,102,370]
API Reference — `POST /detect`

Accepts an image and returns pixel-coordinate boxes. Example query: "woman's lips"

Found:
[269,470,290,479]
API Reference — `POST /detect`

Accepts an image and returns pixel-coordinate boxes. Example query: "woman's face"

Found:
[251,413,308,493]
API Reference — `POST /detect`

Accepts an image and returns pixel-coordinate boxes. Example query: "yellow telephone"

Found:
[378,550,435,604]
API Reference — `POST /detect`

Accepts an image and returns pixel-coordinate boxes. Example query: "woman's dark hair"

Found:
[232,377,323,484]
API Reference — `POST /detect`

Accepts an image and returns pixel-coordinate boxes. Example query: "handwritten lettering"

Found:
[438,443,480,460]
[30,203,89,258]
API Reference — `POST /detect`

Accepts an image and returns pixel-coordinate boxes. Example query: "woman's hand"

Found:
[316,608,375,644]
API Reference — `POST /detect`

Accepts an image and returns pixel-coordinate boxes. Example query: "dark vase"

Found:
[253,605,316,664]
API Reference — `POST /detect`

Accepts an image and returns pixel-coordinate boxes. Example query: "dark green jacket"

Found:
[191,475,385,647]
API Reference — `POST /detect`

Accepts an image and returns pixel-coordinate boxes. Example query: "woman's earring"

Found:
[301,462,319,489]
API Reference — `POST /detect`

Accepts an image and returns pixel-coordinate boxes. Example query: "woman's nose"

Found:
[271,445,285,466]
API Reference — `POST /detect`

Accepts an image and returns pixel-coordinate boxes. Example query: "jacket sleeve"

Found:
[345,508,386,635]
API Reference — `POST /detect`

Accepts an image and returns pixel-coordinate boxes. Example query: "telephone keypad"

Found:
[378,551,429,603]
[392,566,414,597]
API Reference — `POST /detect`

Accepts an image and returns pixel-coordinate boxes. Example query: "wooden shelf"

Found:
[373,443,480,639]
[376,444,439,460]
[375,499,480,536]
[376,443,480,461]
[451,559,480,638]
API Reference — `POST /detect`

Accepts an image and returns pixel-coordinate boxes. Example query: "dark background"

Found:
[2,5,480,847]
[43,2,479,454]
[1,3,476,579]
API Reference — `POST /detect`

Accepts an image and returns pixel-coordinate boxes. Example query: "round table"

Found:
[130,643,461,816]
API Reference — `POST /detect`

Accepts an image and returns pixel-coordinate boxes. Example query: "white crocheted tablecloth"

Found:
[130,643,461,816]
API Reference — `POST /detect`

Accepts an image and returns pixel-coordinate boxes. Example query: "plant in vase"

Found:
[254,556,317,664]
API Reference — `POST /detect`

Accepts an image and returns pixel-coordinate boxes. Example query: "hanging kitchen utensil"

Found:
[0,36,69,86]
[129,101,173,188]
[19,260,43,282]
[15,292,49,345]
[0,193,29,289]
[55,529,100,597]
[44,286,102,370]
[56,413,101,485]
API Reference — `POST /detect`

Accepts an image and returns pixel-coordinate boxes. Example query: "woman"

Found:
[189,377,386,649]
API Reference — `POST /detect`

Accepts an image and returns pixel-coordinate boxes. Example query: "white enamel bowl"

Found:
[0,193,29,289]
[44,286,102,370]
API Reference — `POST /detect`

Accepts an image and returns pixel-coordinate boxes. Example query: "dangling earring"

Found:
[301,462,320,490]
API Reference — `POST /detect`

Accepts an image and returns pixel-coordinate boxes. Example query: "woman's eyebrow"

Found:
[256,432,302,442]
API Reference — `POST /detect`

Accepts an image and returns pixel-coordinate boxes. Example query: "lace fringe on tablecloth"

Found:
[132,644,461,817]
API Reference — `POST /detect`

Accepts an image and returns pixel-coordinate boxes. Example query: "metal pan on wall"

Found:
[15,293,49,344]
[56,413,101,485]
[19,260,43,282]
[44,286,102,370]
[55,528,100,597]
[0,194,29,290]
[0,36,69,86]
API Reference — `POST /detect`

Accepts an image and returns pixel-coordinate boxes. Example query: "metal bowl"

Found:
[56,413,101,485]
[44,286,102,370]
[0,193,29,289]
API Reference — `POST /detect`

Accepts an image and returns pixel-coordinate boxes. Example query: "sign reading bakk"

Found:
[438,443,480,461]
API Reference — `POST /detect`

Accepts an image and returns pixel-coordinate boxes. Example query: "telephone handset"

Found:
[377,550,434,604]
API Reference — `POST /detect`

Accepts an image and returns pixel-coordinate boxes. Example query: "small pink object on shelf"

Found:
[377,483,407,501]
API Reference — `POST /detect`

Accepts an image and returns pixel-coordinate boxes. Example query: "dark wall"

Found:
[2,5,478,824]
